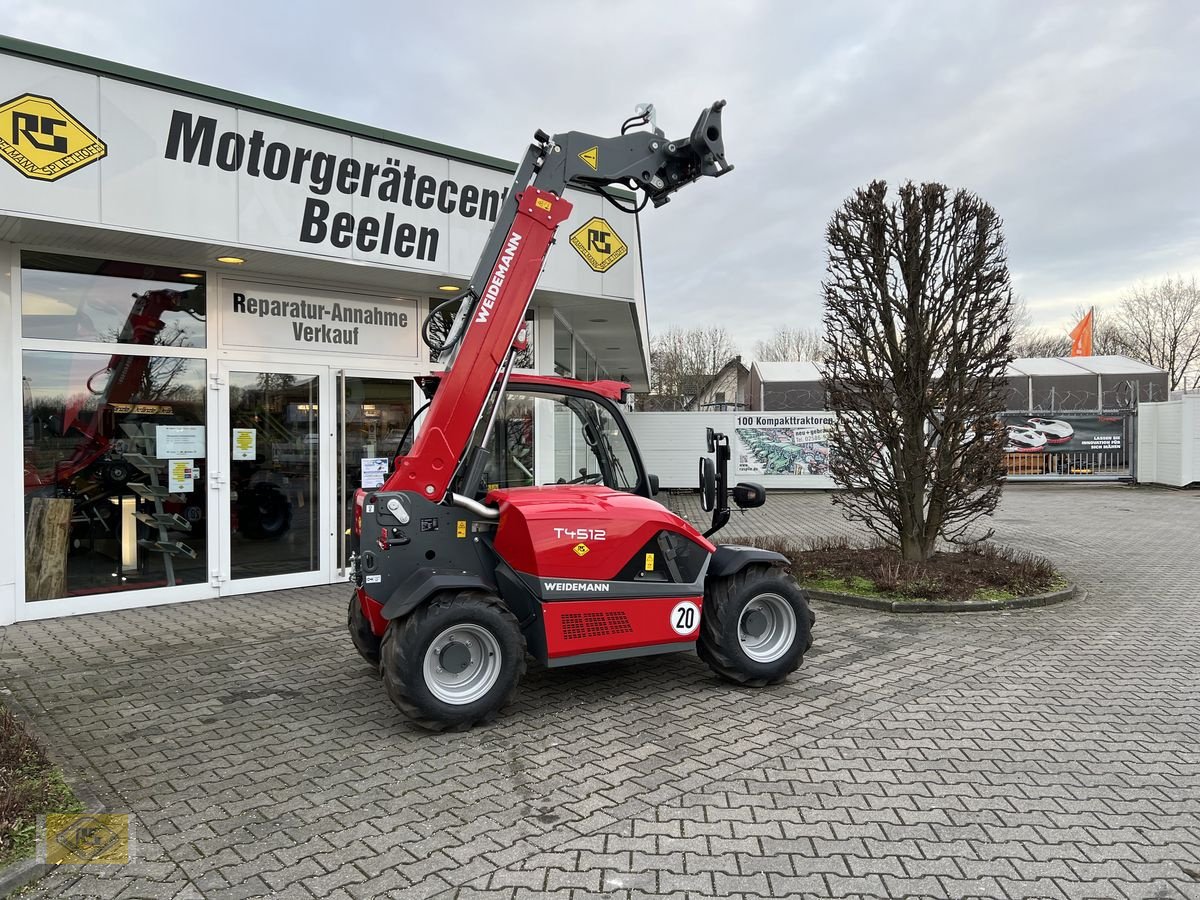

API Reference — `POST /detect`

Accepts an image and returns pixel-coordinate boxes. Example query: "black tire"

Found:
[238,484,292,540]
[347,592,381,666]
[102,461,131,487]
[379,590,526,732]
[698,564,815,687]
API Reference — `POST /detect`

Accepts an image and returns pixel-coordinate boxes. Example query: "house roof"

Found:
[748,355,1165,384]
[1009,355,1166,377]
[1053,355,1166,375]
[1007,357,1092,377]
[684,356,749,410]
[751,360,823,383]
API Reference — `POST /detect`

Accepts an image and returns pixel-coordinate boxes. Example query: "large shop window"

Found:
[425,297,534,368]
[22,351,208,600]
[22,252,207,347]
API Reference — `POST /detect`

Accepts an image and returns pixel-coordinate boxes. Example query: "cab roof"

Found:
[418,372,630,402]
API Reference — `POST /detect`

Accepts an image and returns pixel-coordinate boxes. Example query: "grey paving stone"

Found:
[2,485,1197,900]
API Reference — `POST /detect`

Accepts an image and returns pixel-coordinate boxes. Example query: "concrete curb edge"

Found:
[805,582,1079,613]
[0,691,109,898]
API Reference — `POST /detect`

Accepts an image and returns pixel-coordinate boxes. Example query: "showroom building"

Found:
[0,37,651,624]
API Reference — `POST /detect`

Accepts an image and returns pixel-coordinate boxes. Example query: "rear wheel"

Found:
[379,590,526,731]
[347,592,381,666]
[698,564,814,686]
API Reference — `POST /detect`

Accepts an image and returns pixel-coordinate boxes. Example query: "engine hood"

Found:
[487,485,713,579]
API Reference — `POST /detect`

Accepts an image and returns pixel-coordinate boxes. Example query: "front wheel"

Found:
[698,565,814,687]
[379,590,526,732]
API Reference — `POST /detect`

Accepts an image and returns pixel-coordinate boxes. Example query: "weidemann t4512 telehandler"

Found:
[348,101,815,730]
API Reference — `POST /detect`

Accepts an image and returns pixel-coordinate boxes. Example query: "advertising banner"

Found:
[625,411,837,489]
[733,413,835,478]
[1002,414,1127,459]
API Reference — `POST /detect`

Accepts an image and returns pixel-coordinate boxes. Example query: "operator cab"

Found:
[411,373,659,501]
[474,386,651,496]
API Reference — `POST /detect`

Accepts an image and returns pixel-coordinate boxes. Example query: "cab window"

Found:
[473,389,640,492]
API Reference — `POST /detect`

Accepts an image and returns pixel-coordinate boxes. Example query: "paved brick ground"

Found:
[1,484,1198,899]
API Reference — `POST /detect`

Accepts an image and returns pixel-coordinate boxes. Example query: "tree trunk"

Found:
[25,497,73,600]
[899,531,924,561]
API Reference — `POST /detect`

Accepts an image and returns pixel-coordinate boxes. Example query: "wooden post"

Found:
[24,497,73,601]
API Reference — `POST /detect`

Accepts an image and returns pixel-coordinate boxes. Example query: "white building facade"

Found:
[0,37,651,623]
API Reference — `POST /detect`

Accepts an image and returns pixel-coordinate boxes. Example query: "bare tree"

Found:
[754,326,825,362]
[821,180,1014,561]
[1110,276,1200,390]
[1009,296,1066,357]
[648,326,738,406]
[1010,327,1069,358]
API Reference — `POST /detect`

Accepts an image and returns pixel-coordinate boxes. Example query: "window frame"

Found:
[494,381,652,497]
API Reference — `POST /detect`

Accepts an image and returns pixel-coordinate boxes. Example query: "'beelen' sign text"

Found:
[221,281,419,358]
[163,110,508,263]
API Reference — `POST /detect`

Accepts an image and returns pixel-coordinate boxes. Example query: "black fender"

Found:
[707,544,790,580]
[381,567,497,620]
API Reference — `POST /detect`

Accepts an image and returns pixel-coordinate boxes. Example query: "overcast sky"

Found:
[3,0,1198,358]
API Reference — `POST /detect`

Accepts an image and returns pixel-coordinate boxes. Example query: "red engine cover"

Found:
[487,485,714,579]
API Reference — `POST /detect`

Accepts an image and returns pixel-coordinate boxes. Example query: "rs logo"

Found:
[587,228,611,254]
[12,110,68,152]
[0,94,107,181]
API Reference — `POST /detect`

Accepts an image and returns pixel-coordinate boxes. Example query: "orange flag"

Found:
[1069,308,1093,357]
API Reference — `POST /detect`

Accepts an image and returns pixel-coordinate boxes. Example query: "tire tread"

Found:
[698,564,815,686]
[380,590,526,732]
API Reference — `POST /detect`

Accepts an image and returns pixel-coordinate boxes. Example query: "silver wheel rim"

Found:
[422,624,502,705]
[737,593,797,663]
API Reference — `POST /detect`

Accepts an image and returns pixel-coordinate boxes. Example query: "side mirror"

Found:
[705,427,716,453]
[698,457,716,511]
[731,481,766,509]
[647,473,660,496]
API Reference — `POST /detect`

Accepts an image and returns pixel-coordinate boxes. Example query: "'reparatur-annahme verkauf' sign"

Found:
[220,280,419,357]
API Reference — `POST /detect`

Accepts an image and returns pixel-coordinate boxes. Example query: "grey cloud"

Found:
[2,0,1197,356]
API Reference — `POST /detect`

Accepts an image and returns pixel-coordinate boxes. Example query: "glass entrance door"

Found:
[336,372,415,572]
[218,363,329,592]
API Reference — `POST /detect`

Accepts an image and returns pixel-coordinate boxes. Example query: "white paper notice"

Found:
[169,459,195,493]
[156,425,206,458]
[232,428,257,460]
[361,457,389,489]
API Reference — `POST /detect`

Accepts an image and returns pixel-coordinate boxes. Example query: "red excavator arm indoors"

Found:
[26,286,205,490]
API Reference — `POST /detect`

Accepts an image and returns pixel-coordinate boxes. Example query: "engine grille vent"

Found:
[561,611,633,640]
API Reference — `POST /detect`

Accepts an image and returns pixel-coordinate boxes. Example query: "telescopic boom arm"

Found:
[382,101,732,505]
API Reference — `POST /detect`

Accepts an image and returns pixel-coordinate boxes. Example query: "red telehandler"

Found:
[349,102,814,730]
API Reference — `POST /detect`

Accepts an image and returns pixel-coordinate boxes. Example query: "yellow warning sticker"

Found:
[573,542,590,557]
[535,197,553,212]
[456,520,467,538]
[645,553,655,571]
[569,216,628,273]
[578,146,598,170]
[0,94,107,181]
